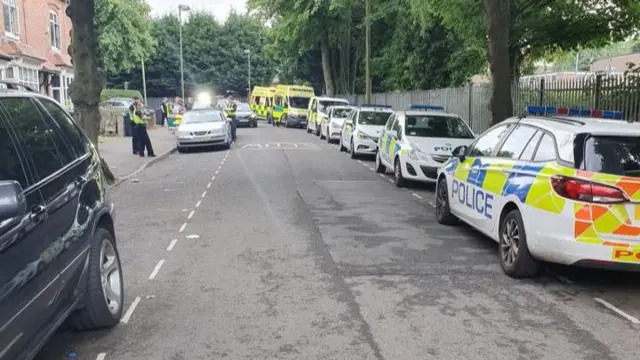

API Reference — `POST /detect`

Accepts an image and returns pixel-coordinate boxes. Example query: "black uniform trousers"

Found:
[137,125,155,156]
[131,121,140,154]
[230,117,237,142]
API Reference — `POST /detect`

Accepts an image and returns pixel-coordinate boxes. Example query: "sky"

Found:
[146,0,248,22]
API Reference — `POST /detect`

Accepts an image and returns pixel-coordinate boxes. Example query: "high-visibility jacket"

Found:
[225,102,237,117]
[129,104,145,125]
[162,102,171,116]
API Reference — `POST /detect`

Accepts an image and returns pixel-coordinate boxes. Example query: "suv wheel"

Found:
[436,177,458,225]
[68,227,124,330]
[499,209,541,278]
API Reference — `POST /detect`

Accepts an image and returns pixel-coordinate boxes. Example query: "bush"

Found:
[101,89,143,101]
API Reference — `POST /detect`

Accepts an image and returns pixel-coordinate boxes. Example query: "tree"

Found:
[482,0,512,124]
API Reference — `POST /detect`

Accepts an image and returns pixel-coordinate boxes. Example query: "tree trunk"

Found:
[320,35,335,96]
[482,0,513,125]
[67,0,116,184]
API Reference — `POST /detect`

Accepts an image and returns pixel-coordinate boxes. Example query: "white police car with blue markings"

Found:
[435,104,640,279]
[375,105,475,187]
[339,104,394,158]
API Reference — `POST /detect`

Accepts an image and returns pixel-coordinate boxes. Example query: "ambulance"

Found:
[270,85,315,128]
[249,86,275,121]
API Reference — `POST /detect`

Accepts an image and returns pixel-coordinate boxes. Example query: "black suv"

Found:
[0,87,124,360]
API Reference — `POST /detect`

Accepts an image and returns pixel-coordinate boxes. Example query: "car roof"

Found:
[315,96,348,102]
[515,116,640,136]
[403,110,462,118]
[358,106,393,111]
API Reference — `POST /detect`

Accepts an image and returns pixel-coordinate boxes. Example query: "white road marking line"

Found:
[379,174,386,178]
[594,297,640,324]
[211,176,216,181]
[188,210,195,219]
[428,201,436,207]
[201,191,207,198]
[387,179,394,183]
[368,167,375,171]
[186,234,200,239]
[195,200,201,208]
[120,296,141,323]
[412,193,424,199]
[217,166,221,170]
[357,160,363,164]
[149,259,165,280]
[207,182,212,188]
[179,222,187,232]
[215,170,220,175]
[181,209,187,212]
[167,239,178,251]
[96,353,107,360]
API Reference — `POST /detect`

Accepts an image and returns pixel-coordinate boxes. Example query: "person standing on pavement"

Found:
[161,97,170,127]
[129,97,141,155]
[131,97,156,157]
[226,96,238,143]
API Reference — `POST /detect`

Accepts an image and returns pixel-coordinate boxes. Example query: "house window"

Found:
[11,66,39,90]
[49,11,61,49]
[3,0,19,37]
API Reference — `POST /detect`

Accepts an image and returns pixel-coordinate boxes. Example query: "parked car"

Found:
[235,102,257,128]
[176,108,232,152]
[0,87,124,360]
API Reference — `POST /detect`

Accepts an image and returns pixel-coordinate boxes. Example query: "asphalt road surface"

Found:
[38,122,640,360]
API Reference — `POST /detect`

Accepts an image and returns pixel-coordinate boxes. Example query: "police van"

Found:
[375,105,475,187]
[339,104,394,158]
[435,105,640,278]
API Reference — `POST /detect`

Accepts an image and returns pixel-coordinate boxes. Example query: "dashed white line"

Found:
[96,353,107,360]
[179,222,187,232]
[428,201,436,207]
[412,193,424,200]
[188,210,195,219]
[120,296,141,323]
[379,174,386,178]
[215,170,220,175]
[594,297,640,324]
[211,176,216,181]
[195,200,202,208]
[201,190,207,198]
[167,239,178,251]
[387,179,394,183]
[149,259,165,280]
[357,160,363,164]
[207,182,212,188]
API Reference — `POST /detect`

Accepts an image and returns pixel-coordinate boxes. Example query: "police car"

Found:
[375,105,475,187]
[435,105,640,278]
[339,104,393,158]
[319,105,354,143]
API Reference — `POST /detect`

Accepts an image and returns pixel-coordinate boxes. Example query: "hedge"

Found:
[101,89,143,101]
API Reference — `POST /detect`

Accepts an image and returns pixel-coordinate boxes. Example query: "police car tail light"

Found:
[551,176,627,203]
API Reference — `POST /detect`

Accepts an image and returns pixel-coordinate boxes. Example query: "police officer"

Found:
[226,97,238,143]
[131,97,156,157]
[161,97,170,127]
[129,97,141,154]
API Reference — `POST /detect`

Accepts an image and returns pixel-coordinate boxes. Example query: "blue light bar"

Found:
[408,104,445,111]
[525,105,624,120]
[360,104,392,108]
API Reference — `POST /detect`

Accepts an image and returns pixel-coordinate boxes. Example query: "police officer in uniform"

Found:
[226,97,238,143]
[130,97,156,157]
[161,97,170,127]
[129,97,141,154]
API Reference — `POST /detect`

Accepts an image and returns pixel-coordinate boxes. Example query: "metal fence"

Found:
[339,73,640,134]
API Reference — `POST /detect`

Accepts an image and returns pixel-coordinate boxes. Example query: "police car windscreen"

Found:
[584,136,640,177]
[332,108,351,118]
[289,97,310,108]
[359,111,391,125]
[405,115,473,139]
[182,110,224,123]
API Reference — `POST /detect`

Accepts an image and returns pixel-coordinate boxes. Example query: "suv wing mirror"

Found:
[0,180,27,222]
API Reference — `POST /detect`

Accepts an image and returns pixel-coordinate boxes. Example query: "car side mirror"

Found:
[0,180,27,222]
[452,145,468,160]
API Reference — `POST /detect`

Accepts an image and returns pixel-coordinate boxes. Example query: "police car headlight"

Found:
[177,130,191,138]
[408,147,429,161]
[357,130,372,140]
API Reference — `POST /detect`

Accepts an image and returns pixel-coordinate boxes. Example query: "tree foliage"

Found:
[108,11,275,97]
[96,0,156,74]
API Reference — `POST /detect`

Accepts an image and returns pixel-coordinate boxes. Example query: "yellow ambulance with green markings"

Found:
[250,86,275,121]
[269,85,315,128]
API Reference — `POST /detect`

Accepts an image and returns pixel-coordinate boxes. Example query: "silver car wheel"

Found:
[500,218,520,267]
[100,239,122,315]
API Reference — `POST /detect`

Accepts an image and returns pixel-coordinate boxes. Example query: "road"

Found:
[38,123,640,360]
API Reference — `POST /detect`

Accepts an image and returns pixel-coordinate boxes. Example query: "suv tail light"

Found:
[551,176,628,203]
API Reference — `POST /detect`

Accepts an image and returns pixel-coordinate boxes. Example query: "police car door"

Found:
[450,124,513,232]
[380,114,397,166]
[342,110,355,149]
[389,114,403,160]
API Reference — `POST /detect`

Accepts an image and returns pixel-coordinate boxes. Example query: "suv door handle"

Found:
[30,205,46,221]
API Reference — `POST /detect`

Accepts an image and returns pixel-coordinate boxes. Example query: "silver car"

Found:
[176,109,231,152]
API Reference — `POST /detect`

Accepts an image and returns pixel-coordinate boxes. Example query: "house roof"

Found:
[589,52,640,64]
[0,41,45,62]
[47,52,73,68]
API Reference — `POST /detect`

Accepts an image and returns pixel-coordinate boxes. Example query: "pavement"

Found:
[36,123,640,360]
[98,127,178,181]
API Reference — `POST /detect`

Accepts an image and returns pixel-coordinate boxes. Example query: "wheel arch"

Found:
[94,211,116,244]
[499,201,521,231]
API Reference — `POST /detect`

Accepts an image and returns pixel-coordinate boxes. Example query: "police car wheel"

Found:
[394,158,406,187]
[499,209,541,278]
[435,178,457,225]
[375,152,386,173]
[320,128,325,139]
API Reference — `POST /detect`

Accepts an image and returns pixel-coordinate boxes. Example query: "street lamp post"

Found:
[244,49,251,95]
[178,4,191,101]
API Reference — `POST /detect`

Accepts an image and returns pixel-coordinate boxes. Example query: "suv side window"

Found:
[533,134,557,162]
[468,124,512,157]
[495,125,538,160]
[38,98,90,157]
[0,117,29,188]
[1,98,74,181]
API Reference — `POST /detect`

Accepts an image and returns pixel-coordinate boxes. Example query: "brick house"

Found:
[0,0,73,105]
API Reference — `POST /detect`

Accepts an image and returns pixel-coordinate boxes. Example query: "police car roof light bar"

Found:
[360,104,392,108]
[525,105,623,120]
[408,104,445,111]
